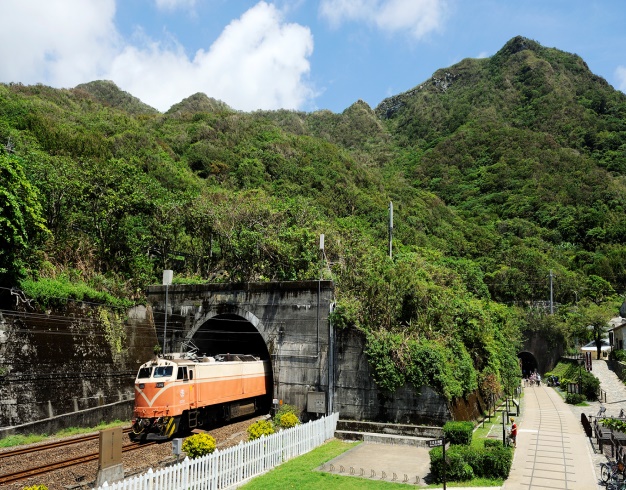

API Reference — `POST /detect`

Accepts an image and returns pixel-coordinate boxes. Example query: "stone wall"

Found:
[0,400,133,438]
[333,328,452,425]
[0,303,156,428]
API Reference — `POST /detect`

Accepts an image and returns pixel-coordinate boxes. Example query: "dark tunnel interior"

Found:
[518,351,539,377]
[186,314,270,360]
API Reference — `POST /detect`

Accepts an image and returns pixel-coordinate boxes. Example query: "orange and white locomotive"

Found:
[131,352,272,440]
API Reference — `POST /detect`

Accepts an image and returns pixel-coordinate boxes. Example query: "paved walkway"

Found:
[567,359,626,482]
[322,359,626,489]
[502,384,599,489]
[589,358,626,407]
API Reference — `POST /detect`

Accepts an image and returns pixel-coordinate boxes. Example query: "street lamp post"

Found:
[163,270,173,354]
[577,357,584,396]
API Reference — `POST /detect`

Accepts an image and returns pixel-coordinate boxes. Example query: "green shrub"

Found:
[581,371,600,401]
[247,419,275,440]
[484,438,504,448]
[601,418,626,432]
[273,404,301,427]
[22,486,48,490]
[479,446,514,478]
[611,350,626,362]
[277,412,300,429]
[429,446,474,483]
[443,421,474,446]
[182,433,216,458]
[565,392,585,404]
[431,444,513,482]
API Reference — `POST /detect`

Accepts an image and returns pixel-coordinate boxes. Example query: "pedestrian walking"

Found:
[510,418,518,447]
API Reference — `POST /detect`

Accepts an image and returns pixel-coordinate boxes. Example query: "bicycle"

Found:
[607,480,626,490]
[601,459,626,484]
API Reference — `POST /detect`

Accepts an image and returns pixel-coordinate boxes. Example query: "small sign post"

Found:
[95,427,124,487]
[427,437,447,489]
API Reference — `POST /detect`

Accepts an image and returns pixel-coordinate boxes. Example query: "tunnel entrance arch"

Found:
[518,351,539,377]
[190,313,271,361]
[185,309,274,415]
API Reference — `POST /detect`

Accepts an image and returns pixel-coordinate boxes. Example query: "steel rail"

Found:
[0,437,151,485]
[0,428,131,459]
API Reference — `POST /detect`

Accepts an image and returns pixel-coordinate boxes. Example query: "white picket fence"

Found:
[98,412,339,490]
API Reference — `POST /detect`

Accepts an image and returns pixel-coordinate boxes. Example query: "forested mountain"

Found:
[2,36,624,401]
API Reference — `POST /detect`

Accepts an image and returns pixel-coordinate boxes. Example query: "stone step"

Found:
[335,430,438,448]
[337,419,443,439]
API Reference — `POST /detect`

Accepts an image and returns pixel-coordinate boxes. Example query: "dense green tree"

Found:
[0,153,48,285]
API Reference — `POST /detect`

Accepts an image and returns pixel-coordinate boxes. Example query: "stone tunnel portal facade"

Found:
[147,281,334,417]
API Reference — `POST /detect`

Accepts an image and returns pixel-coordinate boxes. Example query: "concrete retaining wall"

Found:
[333,328,452,425]
[0,399,133,438]
[0,303,156,428]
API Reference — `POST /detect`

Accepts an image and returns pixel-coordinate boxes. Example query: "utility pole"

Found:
[549,270,554,314]
[388,201,393,259]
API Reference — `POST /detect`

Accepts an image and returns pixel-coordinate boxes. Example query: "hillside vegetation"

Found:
[1,36,624,402]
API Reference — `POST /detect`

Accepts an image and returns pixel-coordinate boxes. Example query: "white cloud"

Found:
[616,66,626,93]
[154,0,196,12]
[319,0,448,39]
[0,1,315,112]
[110,2,314,111]
[0,0,119,87]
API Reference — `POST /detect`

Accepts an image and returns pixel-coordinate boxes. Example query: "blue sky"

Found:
[2,1,626,113]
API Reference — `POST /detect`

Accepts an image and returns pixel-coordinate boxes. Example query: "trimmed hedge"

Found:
[429,446,474,482]
[484,438,504,448]
[443,421,474,446]
[565,393,585,404]
[429,444,513,483]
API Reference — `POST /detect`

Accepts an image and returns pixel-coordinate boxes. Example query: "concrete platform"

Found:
[317,441,431,485]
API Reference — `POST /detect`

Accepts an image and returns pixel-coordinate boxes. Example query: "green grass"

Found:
[239,438,503,489]
[0,420,128,448]
[0,434,48,448]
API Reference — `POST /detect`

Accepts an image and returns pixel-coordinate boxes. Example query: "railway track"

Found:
[0,440,156,485]
[0,427,132,459]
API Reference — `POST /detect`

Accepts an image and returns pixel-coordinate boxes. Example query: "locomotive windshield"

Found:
[137,367,152,379]
[153,366,174,378]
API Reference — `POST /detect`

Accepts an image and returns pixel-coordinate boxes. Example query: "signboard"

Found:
[428,438,443,448]
[99,427,122,469]
[585,352,592,371]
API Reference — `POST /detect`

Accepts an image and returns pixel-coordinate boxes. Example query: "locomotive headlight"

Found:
[156,382,164,388]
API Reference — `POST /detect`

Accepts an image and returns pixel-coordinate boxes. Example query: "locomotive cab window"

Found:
[177,366,188,380]
[137,367,152,379]
[153,366,173,378]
